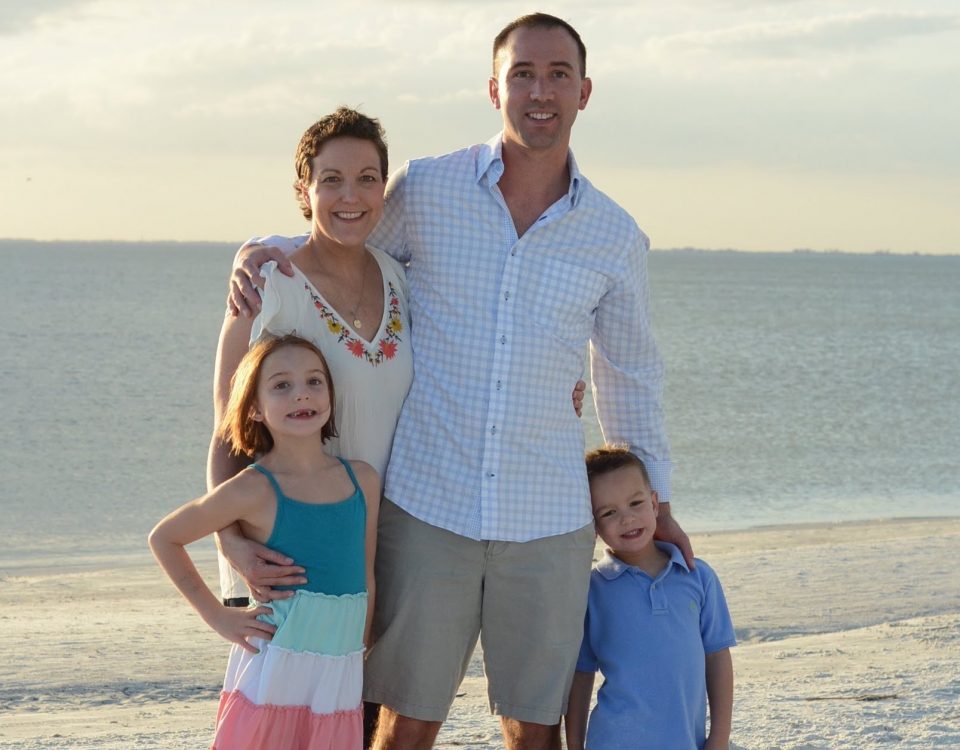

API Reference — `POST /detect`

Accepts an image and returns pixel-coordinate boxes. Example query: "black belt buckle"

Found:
[223,596,250,608]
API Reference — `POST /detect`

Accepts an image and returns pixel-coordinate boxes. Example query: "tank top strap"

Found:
[337,457,362,498]
[250,463,285,500]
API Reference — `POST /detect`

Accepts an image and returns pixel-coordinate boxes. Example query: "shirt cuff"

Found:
[644,459,673,502]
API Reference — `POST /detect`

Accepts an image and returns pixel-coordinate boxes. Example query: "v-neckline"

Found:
[291,252,388,345]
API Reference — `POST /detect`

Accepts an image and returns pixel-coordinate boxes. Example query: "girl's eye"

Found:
[273,381,289,390]
[309,377,324,386]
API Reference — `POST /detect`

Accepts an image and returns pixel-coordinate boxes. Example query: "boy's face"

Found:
[590,465,660,559]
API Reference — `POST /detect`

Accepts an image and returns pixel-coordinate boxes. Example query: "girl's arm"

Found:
[209,310,304,599]
[149,474,277,652]
[704,648,734,750]
[564,670,595,750]
[352,461,381,648]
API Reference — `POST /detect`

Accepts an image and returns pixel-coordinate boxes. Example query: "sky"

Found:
[1,0,958,253]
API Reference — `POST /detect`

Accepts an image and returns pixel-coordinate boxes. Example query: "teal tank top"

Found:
[251,458,366,596]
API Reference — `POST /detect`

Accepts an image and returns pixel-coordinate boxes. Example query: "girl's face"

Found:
[299,136,385,251]
[252,345,332,439]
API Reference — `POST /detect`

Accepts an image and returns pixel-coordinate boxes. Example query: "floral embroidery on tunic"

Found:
[306,281,404,366]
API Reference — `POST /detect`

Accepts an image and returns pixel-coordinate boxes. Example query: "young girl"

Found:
[149,334,379,750]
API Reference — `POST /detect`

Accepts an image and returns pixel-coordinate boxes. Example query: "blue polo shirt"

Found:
[576,543,736,750]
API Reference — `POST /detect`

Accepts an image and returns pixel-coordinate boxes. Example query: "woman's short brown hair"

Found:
[218,334,338,457]
[293,107,389,220]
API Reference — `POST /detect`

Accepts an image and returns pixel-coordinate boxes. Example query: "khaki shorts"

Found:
[363,499,594,724]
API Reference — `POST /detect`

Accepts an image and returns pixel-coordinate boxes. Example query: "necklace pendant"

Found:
[353,319,363,329]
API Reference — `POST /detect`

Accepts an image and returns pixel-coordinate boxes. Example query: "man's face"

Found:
[489,25,592,153]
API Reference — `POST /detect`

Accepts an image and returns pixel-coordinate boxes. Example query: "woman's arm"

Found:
[353,461,382,647]
[209,308,305,600]
[148,477,277,652]
[564,670,595,750]
[704,648,734,750]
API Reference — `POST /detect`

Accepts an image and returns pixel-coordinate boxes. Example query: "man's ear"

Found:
[488,77,502,110]
[579,77,593,111]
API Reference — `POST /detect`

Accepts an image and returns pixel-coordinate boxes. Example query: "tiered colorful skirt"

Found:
[212,590,366,750]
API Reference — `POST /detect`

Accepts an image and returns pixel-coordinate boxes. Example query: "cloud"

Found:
[0,0,97,34]
[650,11,960,61]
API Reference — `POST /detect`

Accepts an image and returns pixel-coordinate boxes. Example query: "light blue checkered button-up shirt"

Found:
[376,134,670,542]
[259,133,672,542]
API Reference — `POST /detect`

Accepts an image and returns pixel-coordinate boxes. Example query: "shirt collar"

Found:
[475,132,583,207]
[595,542,691,581]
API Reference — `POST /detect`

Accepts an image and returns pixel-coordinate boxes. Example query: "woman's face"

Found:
[300,136,385,251]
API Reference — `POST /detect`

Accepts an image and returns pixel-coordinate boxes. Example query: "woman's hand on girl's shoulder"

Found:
[208,604,277,653]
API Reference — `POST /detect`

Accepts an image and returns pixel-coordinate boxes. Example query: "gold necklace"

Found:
[346,254,369,330]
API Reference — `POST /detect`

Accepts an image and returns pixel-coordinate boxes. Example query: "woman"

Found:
[211,108,413,602]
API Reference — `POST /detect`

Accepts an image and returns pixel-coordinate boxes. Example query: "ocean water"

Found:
[2,242,958,562]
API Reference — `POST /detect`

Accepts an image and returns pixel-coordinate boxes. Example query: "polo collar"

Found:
[475,132,583,207]
[596,542,690,581]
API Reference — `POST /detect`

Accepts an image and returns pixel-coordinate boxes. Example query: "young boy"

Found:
[565,447,736,750]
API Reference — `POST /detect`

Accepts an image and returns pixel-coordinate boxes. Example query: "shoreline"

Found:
[3,516,958,749]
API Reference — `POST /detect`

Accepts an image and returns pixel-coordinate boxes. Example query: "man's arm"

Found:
[704,648,734,750]
[228,234,307,317]
[591,228,693,565]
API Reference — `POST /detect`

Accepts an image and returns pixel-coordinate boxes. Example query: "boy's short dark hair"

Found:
[585,445,651,487]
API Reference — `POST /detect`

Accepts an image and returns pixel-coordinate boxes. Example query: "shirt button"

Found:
[500,335,506,344]
[490,426,497,435]
[487,472,496,478]
[496,380,502,391]
[504,291,510,300]
[511,249,517,256]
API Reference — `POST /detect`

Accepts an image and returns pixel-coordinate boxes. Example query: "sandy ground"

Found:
[2,517,958,749]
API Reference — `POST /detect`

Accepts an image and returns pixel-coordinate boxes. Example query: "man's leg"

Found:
[365,500,485,745]
[482,524,595,749]
[371,708,442,750]
[500,717,561,750]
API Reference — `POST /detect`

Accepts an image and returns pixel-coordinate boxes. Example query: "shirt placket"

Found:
[478,184,531,539]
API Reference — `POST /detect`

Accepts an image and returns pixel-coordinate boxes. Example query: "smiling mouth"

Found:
[288,409,317,418]
[621,528,644,539]
[334,211,364,220]
[527,112,556,121]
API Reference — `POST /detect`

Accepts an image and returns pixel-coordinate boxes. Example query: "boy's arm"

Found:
[564,670,595,750]
[704,648,734,750]
[148,476,277,652]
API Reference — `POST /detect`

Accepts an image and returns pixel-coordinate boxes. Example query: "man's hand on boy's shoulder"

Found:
[655,502,695,569]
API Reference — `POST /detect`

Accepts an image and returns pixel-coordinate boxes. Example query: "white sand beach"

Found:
[2,517,958,749]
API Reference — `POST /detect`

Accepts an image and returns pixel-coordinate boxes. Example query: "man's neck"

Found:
[497,138,572,237]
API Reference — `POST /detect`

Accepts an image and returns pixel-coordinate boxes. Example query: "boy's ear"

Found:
[651,489,660,516]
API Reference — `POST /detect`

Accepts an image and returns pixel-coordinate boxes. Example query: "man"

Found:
[227,14,691,750]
